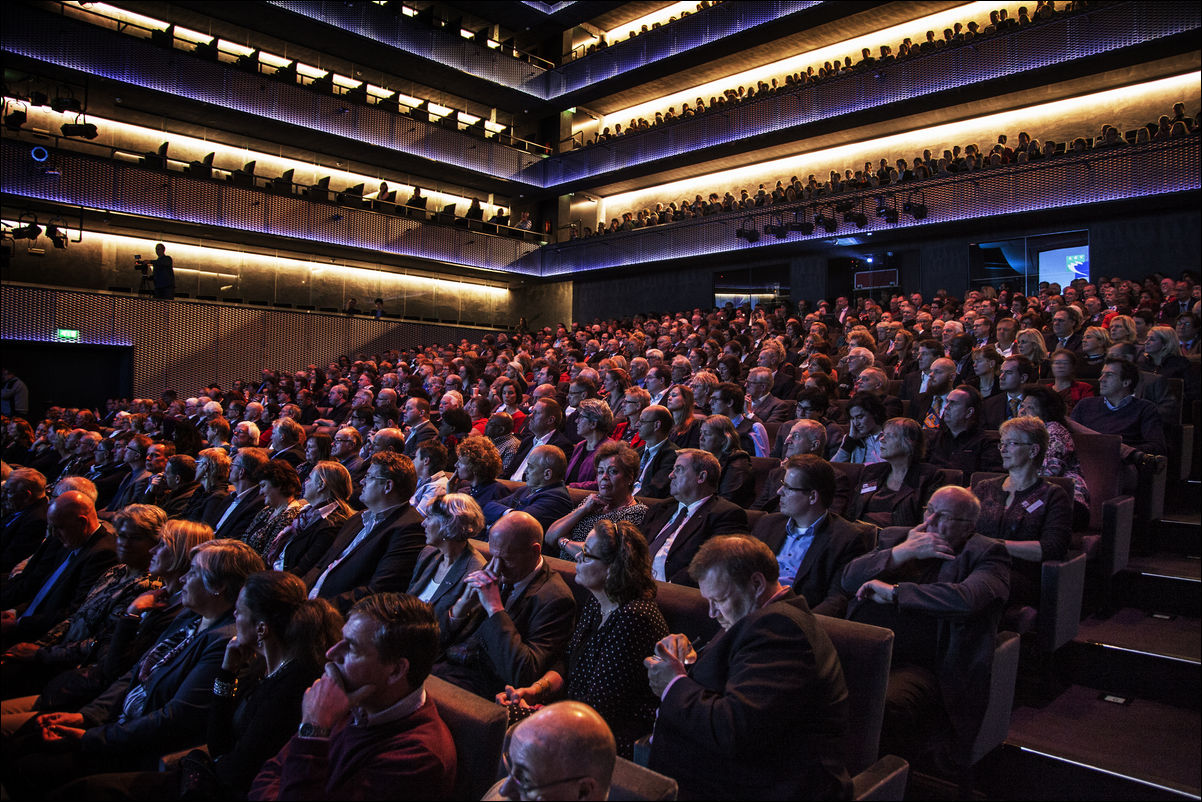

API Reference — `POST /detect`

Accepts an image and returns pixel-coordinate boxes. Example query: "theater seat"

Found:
[425,675,508,801]
[609,757,679,801]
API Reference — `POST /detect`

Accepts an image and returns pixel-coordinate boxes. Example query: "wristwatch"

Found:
[297,722,331,739]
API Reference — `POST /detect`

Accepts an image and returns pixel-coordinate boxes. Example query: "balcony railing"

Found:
[521,136,1202,276]
[1,140,543,274]
[543,1,1201,186]
[3,4,544,183]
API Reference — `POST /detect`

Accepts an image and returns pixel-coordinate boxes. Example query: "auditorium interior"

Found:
[1,0,1199,799]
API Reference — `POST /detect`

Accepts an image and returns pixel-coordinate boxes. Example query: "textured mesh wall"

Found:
[0,285,499,398]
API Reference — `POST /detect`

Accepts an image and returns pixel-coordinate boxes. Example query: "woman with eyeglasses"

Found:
[1017,385,1091,529]
[846,417,941,528]
[496,519,667,759]
[409,493,487,644]
[1,504,167,701]
[241,461,306,559]
[973,416,1072,605]
[565,399,615,488]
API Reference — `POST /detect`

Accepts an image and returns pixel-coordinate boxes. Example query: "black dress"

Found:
[565,596,669,759]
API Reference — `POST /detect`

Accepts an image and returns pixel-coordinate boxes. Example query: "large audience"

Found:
[0,269,1198,799]
[573,103,1199,238]
[578,0,1095,148]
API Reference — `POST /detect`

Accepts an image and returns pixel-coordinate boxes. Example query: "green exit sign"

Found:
[56,328,80,340]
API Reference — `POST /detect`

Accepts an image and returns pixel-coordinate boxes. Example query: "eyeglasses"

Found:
[923,506,975,524]
[998,439,1034,449]
[779,483,813,494]
[576,548,606,563]
[362,473,390,484]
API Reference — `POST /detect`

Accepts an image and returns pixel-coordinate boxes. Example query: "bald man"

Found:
[1,467,49,572]
[842,485,1010,773]
[487,701,617,801]
[482,445,573,532]
[433,511,575,699]
[0,490,116,646]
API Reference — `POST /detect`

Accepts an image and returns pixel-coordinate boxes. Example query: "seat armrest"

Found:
[972,631,1020,765]
[1100,496,1134,576]
[853,754,910,801]
[1038,551,1087,653]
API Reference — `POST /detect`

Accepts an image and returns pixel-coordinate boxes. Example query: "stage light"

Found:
[4,110,26,131]
[844,210,867,228]
[50,96,83,113]
[61,122,99,139]
[814,211,838,234]
[763,217,788,239]
[11,221,42,240]
[735,225,760,243]
[46,223,68,248]
[903,194,928,220]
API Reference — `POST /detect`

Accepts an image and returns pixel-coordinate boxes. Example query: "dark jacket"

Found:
[924,426,1002,480]
[752,512,876,617]
[633,439,679,500]
[0,495,49,573]
[639,495,748,585]
[649,590,852,800]
[302,504,426,615]
[407,543,487,648]
[209,487,266,541]
[482,483,574,532]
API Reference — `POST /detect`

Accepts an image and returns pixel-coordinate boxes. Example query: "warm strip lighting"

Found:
[296,62,328,78]
[458,111,481,124]
[174,26,214,45]
[598,71,1202,219]
[395,92,423,108]
[6,101,506,217]
[428,102,453,118]
[484,120,507,133]
[257,51,291,68]
[217,39,255,57]
[0,222,510,296]
[366,84,395,98]
[596,1,1032,130]
[332,74,363,88]
[66,1,169,31]
[602,1,696,45]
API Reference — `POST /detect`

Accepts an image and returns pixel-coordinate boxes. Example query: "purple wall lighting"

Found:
[525,137,1202,276]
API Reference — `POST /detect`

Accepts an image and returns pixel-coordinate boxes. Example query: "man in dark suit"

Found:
[842,485,1010,771]
[1044,307,1083,353]
[1,468,49,573]
[330,427,369,485]
[746,368,793,423]
[82,438,128,512]
[900,339,944,402]
[853,367,904,419]
[303,452,425,615]
[631,405,678,499]
[925,386,1002,480]
[204,448,269,541]
[752,455,875,617]
[505,398,574,482]
[0,491,117,647]
[645,535,852,800]
[433,511,576,699]
[100,434,154,517]
[401,397,440,458]
[639,449,747,586]
[482,445,574,532]
[981,355,1034,430]
[910,357,958,430]
[267,417,306,468]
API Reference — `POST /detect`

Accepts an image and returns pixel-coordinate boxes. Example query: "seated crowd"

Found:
[577,1,1167,151]
[573,101,1199,238]
[0,268,1198,799]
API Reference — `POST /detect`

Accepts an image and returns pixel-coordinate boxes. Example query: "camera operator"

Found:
[134,242,175,299]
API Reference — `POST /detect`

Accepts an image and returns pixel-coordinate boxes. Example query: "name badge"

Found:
[1023,498,1044,513]
[861,483,877,494]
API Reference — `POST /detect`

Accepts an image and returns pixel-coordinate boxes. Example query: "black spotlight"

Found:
[61,122,99,139]
[876,197,898,224]
[30,91,49,107]
[11,221,42,240]
[46,223,68,248]
[763,217,788,239]
[4,110,26,131]
[735,225,760,243]
[844,210,867,228]
[834,199,857,214]
[786,212,813,235]
[814,211,838,234]
[903,199,927,220]
[50,96,83,113]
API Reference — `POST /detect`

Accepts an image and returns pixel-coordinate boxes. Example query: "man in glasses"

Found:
[843,485,1010,775]
[751,455,874,617]
[488,701,616,801]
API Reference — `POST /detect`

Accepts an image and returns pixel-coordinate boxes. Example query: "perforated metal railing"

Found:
[543,1,1202,185]
[525,136,1202,276]
[548,1,820,97]
[2,4,543,184]
[0,285,499,399]
[0,140,542,275]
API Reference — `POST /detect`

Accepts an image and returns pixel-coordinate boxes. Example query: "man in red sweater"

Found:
[251,593,457,800]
